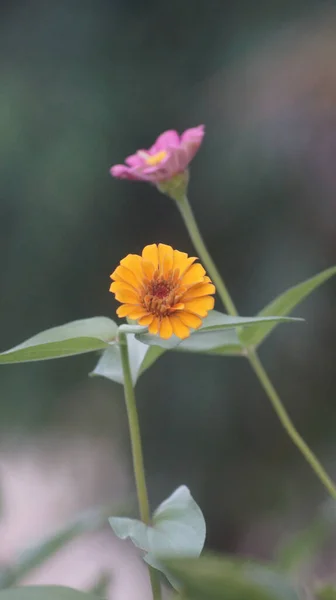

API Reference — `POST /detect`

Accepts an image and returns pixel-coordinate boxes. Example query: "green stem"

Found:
[248,349,336,499]
[177,194,336,499]
[119,332,162,600]
[177,196,238,317]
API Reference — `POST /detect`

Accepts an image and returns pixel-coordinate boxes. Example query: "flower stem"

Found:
[178,196,238,318]
[177,194,336,499]
[119,332,162,600]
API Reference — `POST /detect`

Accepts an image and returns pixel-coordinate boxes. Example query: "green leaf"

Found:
[136,311,302,351]
[0,587,100,600]
[163,555,300,600]
[109,486,205,589]
[317,585,336,600]
[0,318,118,364]
[91,332,163,385]
[240,266,336,347]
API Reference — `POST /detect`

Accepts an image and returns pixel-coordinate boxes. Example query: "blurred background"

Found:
[1,0,336,597]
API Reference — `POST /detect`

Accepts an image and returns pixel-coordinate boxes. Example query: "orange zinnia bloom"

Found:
[110,244,215,339]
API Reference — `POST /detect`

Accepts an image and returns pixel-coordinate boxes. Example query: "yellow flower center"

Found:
[145,150,167,166]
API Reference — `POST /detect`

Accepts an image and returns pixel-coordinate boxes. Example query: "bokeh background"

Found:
[1,1,336,597]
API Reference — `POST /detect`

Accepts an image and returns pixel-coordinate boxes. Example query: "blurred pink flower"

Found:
[110,125,204,183]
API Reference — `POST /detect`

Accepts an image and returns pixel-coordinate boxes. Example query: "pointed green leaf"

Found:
[0,318,118,364]
[136,311,302,350]
[240,266,336,347]
[0,588,100,600]
[162,555,300,600]
[109,486,205,589]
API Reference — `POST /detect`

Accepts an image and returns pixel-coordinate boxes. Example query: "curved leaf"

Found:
[240,266,336,347]
[109,486,205,589]
[0,318,118,364]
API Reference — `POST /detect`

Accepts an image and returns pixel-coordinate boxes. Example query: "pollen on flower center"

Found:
[145,150,167,166]
[151,281,171,299]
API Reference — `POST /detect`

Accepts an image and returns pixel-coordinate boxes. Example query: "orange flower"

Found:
[110,244,215,339]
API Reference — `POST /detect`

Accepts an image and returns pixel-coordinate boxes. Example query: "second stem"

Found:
[177,194,336,500]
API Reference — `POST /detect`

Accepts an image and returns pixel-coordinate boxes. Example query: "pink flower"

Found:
[110,125,204,183]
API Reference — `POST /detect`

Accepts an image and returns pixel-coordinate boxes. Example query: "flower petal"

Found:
[151,130,180,152]
[178,311,203,329]
[182,263,206,286]
[142,244,159,269]
[170,314,191,339]
[173,251,197,276]
[181,283,216,301]
[159,316,173,339]
[110,281,138,296]
[138,314,154,326]
[110,165,141,180]
[142,260,155,279]
[111,265,141,289]
[120,254,143,282]
[127,307,149,320]
[148,316,160,335]
[113,289,140,304]
[158,243,174,276]
[184,296,215,316]
[117,304,141,318]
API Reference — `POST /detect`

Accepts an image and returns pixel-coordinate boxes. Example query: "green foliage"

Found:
[163,555,301,600]
[240,266,336,347]
[109,485,205,589]
[0,318,117,363]
[317,585,336,600]
[136,310,302,351]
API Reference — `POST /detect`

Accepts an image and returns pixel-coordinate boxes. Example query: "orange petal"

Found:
[178,311,202,329]
[182,263,206,286]
[148,316,160,335]
[113,289,140,304]
[120,254,143,283]
[110,281,137,295]
[142,244,159,269]
[181,283,216,301]
[184,296,214,316]
[142,260,155,279]
[111,265,141,289]
[127,307,149,320]
[173,250,197,275]
[158,244,173,276]
[159,316,173,339]
[170,314,191,339]
[138,314,154,326]
[117,304,141,318]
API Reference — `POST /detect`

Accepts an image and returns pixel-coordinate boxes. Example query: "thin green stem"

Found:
[119,332,162,600]
[177,196,238,317]
[248,349,336,499]
[177,194,336,499]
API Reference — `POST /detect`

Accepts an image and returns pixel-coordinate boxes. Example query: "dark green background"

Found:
[1,0,336,556]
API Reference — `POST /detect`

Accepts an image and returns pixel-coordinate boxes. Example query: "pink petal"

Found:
[125,153,145,167]
[151,129,180,152]
[180,125,205,161]
[110,165,142,180]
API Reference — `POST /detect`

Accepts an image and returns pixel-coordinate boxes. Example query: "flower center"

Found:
[142,270,183,318]
[151,281,170,299]
[145,150,167,166]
